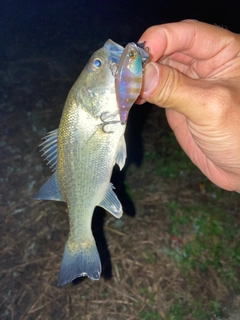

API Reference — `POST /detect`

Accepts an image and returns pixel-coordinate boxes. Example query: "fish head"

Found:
[74,40,124,119]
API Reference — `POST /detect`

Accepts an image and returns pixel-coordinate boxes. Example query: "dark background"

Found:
[1,0,239,74]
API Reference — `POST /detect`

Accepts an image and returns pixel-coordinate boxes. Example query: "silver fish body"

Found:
[35,40,127,285]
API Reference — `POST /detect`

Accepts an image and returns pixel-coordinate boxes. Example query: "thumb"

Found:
[141,62,213,123]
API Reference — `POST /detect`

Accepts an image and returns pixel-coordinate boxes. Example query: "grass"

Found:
[166,201,240,289]
[165,299,223,320]
[154,200,240,319]
[141,248,157,264]
[143,131,197,179]
[140,309,162,319]
[142,127,240,291]
[142,130,223,197]
[138,287,162,320]
[138,292,224,320]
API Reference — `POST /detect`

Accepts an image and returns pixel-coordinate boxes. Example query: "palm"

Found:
[165,55,240,190]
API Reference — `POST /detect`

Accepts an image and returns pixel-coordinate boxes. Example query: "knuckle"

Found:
[205,84,233,120]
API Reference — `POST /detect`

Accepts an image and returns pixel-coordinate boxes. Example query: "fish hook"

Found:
[100,112,120,133]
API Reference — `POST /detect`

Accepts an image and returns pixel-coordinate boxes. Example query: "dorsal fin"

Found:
[40,129,58,172]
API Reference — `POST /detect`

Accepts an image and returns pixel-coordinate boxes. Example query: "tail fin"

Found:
[58,240,101,286]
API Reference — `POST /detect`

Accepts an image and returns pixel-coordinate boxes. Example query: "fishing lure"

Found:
[115,42,150,124]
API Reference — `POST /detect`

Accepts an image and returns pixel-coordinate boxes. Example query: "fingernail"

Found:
[142,62,159,95]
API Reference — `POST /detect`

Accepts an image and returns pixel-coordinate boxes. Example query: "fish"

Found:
[34,39,149,286]
[35,39,127,286]
[115,42,150,124]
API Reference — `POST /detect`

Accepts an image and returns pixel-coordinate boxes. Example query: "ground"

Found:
[1,20,240,319]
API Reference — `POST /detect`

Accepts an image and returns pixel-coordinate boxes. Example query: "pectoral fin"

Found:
[98,183,122,218]
[115,135,126,170]
[34,172,64,202]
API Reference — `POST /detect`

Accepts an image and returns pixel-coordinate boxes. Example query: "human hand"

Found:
[137,20,240,192]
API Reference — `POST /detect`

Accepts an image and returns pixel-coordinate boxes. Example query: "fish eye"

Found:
[94,59,102,67]
[90,58,102,71]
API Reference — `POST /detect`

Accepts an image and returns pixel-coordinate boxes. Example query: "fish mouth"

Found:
[104,39,124,65]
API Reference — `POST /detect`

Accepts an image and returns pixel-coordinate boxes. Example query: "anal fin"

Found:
[34,172,64,202]
[98,183,122,218]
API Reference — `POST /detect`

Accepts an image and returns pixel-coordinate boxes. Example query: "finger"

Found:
[138,20,236,62]
[140,61,223,124]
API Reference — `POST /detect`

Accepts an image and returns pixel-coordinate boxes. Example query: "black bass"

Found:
[35,39,149,286]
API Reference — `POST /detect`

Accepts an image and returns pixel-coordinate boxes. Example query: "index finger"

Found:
[138,20,237,62]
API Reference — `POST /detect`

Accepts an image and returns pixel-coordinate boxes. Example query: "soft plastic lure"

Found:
[115,42,150,124]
